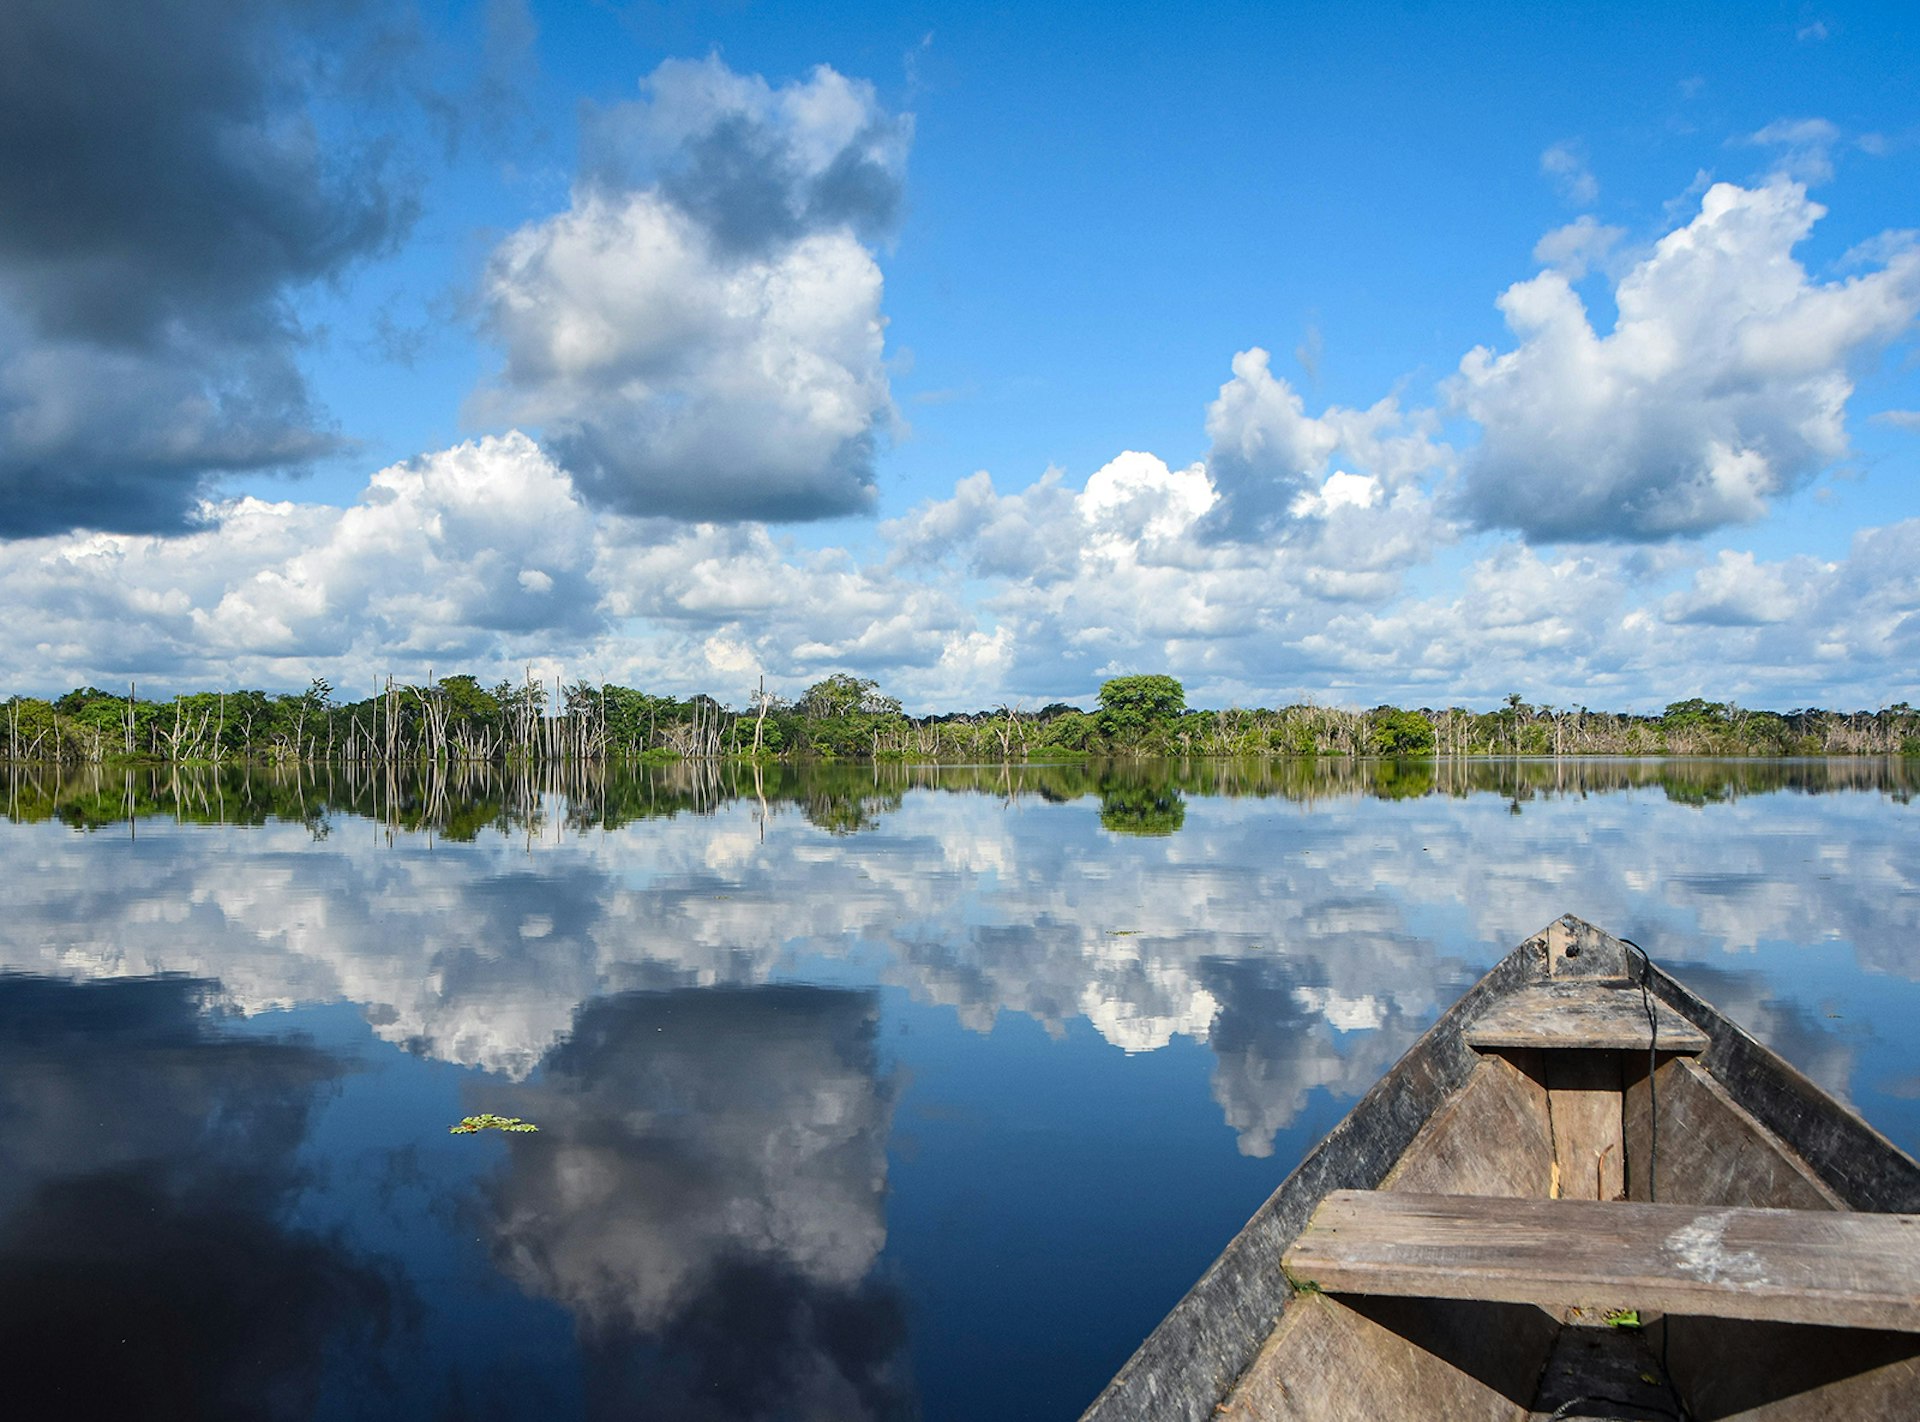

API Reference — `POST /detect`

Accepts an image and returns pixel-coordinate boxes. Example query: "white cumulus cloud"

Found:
[0,432,598,686]
[1198,347,1445,540]
[1661,550,1818,626]
[474,58,907,523]
[1455,180,1920,543]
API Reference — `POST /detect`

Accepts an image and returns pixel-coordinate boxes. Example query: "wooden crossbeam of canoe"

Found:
[1283,1190,1920,1332]
[1464,980,1709,1053]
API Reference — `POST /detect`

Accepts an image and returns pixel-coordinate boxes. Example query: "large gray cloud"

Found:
[476,57,909,523]
[0,0,415,537]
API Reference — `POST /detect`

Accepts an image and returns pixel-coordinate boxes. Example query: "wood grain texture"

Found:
[1283,1191,1920,1332]
[1545,916,1633,981]
[1079,918,1920,1420]
[1626,1057,1844,1211]
[1467,981,1709,1053]
[1649,968,1920,1212]
[1218,1293,1538,1421]
[1548,1049,1627,1201]
[1383,1053,1553,1197]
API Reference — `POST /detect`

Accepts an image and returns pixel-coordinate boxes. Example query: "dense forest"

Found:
[4,671,1918,766]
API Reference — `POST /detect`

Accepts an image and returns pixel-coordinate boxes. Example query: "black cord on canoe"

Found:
[1617,936,1693,1422]
[1619,937,1659,1204]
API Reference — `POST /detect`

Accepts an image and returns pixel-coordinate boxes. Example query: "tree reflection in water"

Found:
[5,754,1911,838]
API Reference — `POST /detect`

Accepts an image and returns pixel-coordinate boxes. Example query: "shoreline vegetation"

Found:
[4,671,1918,768]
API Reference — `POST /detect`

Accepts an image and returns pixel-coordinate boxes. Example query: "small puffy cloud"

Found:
[1747,117,1844,184]
[1199,349,1339,537]
[1532,215,1626,280]
[1198,347,1445,541]
[476,58,907,523]
[1081,449,1218,549]
[0,0,414,537]
[1661,549,1817,626]
[1292,471,1380,518]
[1540,141,1599,206]
[882,467,1082,582]
[193,432,600,662]
[1872,409,1920,431]
[1455,180,1920,543]
[582,57,911,254]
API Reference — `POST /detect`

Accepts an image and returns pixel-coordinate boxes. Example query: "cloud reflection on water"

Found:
[0,759,1913,1156]
[477,986,913,1421]
[0,974,408,1418]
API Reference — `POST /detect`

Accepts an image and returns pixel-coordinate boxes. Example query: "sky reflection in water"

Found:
[1,758,1916,1419]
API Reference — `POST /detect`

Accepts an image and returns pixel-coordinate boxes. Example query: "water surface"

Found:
[2,757,1916,1419]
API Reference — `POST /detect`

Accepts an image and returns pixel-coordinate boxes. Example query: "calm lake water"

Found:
[2,757,1917,1420]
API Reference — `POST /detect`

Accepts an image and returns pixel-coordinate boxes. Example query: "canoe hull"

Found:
[1080,915,1920,1422]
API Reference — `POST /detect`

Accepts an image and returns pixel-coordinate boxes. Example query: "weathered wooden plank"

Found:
[1548,1050,1627,1201]
[1467,981,1709,1053]
[1218,1293,1542,1421]
[1544,915,1634,982]
[1626,1057,1843,1211]
[1383,1053,1553,1197]
[1283,1191,1920,1333]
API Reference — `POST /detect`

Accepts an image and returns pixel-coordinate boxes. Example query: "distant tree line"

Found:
[4,671,1917,766]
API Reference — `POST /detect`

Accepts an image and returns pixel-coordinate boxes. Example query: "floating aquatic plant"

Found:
[450,1113,539,1134]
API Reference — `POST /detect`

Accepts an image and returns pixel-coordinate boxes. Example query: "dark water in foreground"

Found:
[1,757,1916,1420]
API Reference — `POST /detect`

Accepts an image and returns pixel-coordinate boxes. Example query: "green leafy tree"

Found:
[1034,709,1096,753]
[798,674,901,718]
[1662,698,1726,731]
[1096,675,1186,745]
[1371,707,1436,756]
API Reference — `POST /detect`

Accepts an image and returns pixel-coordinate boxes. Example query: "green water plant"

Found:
[450,1113,540,1134]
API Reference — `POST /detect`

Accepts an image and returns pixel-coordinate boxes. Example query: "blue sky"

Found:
[2,0,1917,710]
